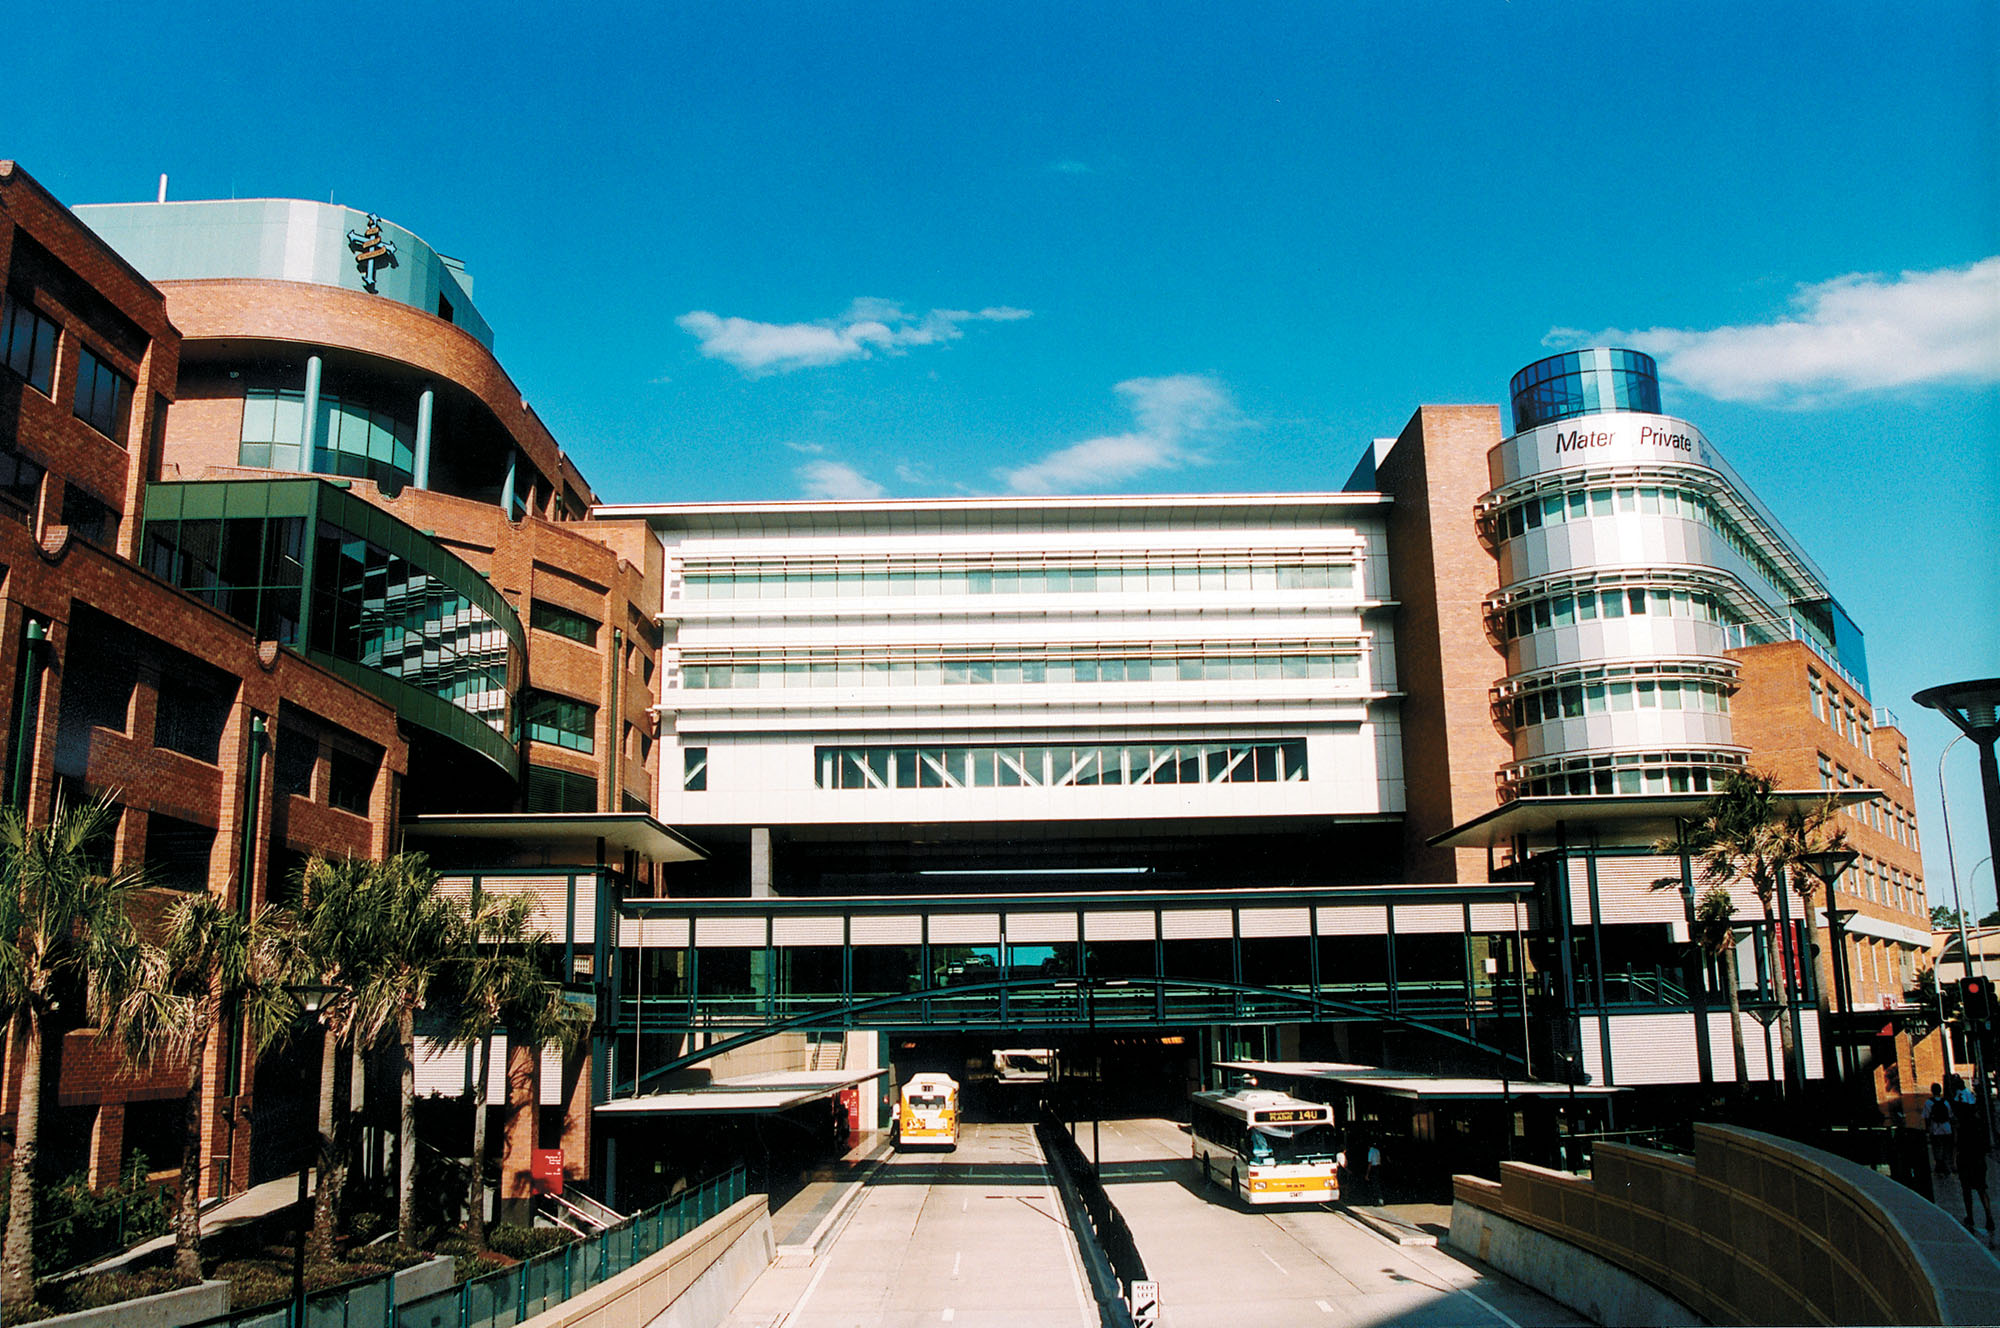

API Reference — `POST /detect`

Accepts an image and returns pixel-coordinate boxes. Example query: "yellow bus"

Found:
[895,1072,960,1149]
[1189,1088,1338,1204]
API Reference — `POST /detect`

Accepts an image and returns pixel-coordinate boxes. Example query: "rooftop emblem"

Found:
[346,215,399,292]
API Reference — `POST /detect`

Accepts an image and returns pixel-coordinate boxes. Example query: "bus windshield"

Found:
[908,1094,949,1110]
[1248,1122,1338,1164]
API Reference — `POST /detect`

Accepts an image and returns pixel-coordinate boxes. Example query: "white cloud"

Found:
[796,459,885,500]
[677,299,1031,375]
[1000,375,1239,494]
[1558,257,2000,405]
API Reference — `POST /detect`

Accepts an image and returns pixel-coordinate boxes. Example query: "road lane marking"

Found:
[1315,1300,1333,1314]
[941,1310,955,1322]
[1457,1287,1524,1328]
[1258,1247,1289,1276]
[951,1250,961,1277]
[780,1244,837,1324]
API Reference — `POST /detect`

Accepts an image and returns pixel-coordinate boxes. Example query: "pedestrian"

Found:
[1927,1082,1955,1176]
[1954,1095,1994,1235]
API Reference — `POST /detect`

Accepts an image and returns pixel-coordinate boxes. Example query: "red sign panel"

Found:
[531,1148,564,1195]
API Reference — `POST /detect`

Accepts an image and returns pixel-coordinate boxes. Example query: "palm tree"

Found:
[440,888,583,1251]
[1693,884,1752,1090]
[1654,822,1751,1093]
[0,794,147,1312]
[1683,769,1846,1095]
[102,895,302,1282]
[346,853,458,1248]
[294,855,376,1261]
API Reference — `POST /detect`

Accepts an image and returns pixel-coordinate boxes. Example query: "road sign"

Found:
[1129,1279,1159,1328]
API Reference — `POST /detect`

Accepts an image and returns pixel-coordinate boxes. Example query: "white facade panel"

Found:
[928,914,1000,944]
[1085,910,1155,941]
[1006,912,1079,943]
[1390,903,1464,933]
[851,915,921,945]
[695,917,768,948]
[1239,907,1311,938]
[1316,906,1387,935]
[773,916,844,946]
[1161,909,1233,940]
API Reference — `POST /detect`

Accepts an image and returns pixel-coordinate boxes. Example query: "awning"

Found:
[1429,789,1879,851]
[595,1068,886,1117]
[1217,1060,1622,1100]
[405,812,707,864]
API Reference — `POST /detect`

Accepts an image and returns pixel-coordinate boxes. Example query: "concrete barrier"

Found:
[28,1279,230,1328]
[1451,1123,2000,1325]
[1451,1193,1701,1327]
[392,1256,456,1305]
[515,1195,772,1328]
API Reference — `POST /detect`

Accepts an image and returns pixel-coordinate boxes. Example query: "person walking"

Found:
[1954,1093,1994,1235]
[1927,1082,1956,1176]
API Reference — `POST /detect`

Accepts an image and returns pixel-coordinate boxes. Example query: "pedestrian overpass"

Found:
[607,881,1540,1096]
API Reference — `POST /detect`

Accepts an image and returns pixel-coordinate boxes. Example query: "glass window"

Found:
[327,745,378,814]
[72,345,135,442]
[154,667,235,764]
[524,692,596,752]
[530,600,600,646]
[0,293,59,395]
[683,747,708,792]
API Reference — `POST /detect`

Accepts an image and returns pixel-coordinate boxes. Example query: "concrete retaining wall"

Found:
[32,1279,230,1328]
[1450,1200,1702,1327]
[393,1256,456,1305]
[516,1195,772,1328]
[1453,1123,2000,1325]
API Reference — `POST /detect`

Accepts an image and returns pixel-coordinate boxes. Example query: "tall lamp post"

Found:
[1914,677,2000,1108]
[289,985,334,1328]
[1800,848,1859,1088]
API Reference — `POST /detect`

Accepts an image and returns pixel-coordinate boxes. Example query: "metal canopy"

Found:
[595,1068,885,1117]
[1217,1060,1624,1099]
[1429,789,1880,851]
[405,812,707,864]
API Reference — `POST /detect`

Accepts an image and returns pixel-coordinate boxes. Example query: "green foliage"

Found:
[1934,904,1966,929]
[0,1154,172,1278]
[485,1224,575,1260]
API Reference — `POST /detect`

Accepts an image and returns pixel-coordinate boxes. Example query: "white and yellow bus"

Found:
[1189,1088,1339,1204]
[894,1072,960,1149]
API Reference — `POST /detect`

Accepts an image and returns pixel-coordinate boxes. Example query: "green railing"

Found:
[198,1168,747,1328]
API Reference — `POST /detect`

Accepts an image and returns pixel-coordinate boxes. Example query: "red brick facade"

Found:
[0,163,411,1195]
[1730,640,1931,1011]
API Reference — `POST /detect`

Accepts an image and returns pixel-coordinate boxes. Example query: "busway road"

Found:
[724,1121,1094,1328]
[1090,1117,1589,1328]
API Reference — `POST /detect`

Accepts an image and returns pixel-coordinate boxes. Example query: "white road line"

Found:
[1457,1287,1524,1328]
[1258,1246,1289,1276]
[941,1309,955,1322]
[1315,1299,1333,1314]
[778,1242,838,1325]
[951,1250,961,1277]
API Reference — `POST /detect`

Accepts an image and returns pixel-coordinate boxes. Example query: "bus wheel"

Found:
[1200,1156,1211,1188]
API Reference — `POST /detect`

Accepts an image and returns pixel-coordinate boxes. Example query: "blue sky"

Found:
[14,1,2000,911]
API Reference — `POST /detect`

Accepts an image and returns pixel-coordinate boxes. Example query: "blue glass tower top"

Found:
[1509,348,1661,433]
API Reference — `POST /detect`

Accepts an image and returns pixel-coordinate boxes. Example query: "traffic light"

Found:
[1961,976,1995,1031]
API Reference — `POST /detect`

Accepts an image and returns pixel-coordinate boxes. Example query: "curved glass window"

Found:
[1500,748,1743,799]
[240,384,416,490]
[309,525,511,733]
[524,692,596,752]
[1510,349,1660,432]
[143,480,524,771]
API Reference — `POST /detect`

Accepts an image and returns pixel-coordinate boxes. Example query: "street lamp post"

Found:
[1915,678,2000,1110]
[1801,848,1860,1091]
[289,985,335,1328]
